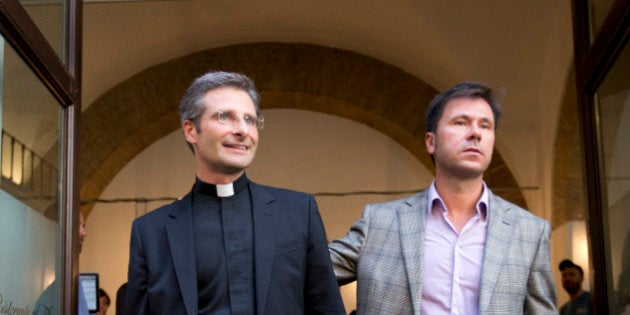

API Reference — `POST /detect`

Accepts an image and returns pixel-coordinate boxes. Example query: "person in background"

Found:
[559,259,592,315]
[34,212,90,315]
[124,70,344,314]
[329,81,557,314]
[78,212,90,315]
[96,288,110,315]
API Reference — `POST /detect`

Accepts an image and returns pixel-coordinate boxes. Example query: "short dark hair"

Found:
[425,81,502,133]
[559,259,584,276]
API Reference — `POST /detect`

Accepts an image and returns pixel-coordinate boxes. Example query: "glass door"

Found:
[573,0,629,312]
[0,33,63,314]
[593,42,630,313]
[0,0,81,313]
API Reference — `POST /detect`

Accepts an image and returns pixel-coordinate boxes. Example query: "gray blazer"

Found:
[329,189,557,314]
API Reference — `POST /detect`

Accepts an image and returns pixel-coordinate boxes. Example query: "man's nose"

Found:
[232,117,250,134]
[468,124,482,140]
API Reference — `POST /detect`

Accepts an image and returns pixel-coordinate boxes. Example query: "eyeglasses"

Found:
[211,110,265,130]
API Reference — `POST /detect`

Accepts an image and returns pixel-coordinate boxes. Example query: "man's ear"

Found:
[425,132,436,155]
[182,120,198,144]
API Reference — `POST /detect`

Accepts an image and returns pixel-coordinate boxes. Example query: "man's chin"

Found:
[227,158,254,169]
[220,163,252,175]
[452,166,487,179]
[563,286,580,295]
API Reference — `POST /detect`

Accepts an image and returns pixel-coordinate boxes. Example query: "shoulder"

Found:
[579,291,592,302]
[490,192,550,232]
[361,190,427,217]
[133,193,189,225]
[559,303,568,315]
[249,183,319,225]
[250,181,313,200]
[372,190,426,208]
[491,193,546,221]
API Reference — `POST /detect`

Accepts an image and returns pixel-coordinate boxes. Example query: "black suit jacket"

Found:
[124,181,345,315]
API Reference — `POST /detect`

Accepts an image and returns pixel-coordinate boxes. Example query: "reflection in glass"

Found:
[596,41,630,314]
[0,35,62,313]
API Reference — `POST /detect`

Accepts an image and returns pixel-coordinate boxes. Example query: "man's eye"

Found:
[243,115,256,126]
[218,112,231,122]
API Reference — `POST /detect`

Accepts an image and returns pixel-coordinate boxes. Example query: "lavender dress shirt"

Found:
[422,181,489,315]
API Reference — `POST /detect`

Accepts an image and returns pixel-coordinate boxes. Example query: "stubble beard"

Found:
[433,139,490,180]
[563,282,582,295]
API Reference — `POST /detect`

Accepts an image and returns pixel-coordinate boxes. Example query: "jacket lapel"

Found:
[479,191,515,312]
[250,182,276,315]
[398,191,428,314]
[166,193,198,315]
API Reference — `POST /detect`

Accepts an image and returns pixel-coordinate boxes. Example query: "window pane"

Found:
[595,41,630,313]
[0,34,62,313]
[19,0,65,63]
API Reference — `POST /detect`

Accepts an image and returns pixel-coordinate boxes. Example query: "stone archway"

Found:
[552,68,587,230]
[79,42,526,214]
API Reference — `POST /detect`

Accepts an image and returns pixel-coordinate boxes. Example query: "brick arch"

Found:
[552,67,586,230]
[80,42,526,214]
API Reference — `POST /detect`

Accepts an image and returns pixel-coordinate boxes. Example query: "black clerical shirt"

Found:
[192,174,255,315]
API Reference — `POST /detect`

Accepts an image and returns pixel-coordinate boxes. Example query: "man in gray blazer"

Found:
[329,82,557,314]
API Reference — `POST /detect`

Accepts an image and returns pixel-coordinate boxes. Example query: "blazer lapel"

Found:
[250,182,276,315]
[479,191,515,312]
[166,194,198,315]
[398,191,428,314]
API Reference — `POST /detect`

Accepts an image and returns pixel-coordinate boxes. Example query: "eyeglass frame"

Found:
[208,110,265,130]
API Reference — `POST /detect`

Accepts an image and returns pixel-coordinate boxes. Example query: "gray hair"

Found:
[179,70,260,130]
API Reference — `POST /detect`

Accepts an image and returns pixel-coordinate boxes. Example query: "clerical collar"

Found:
[194,174,249,197]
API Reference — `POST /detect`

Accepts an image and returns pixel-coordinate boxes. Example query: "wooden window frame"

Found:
[0,0,82,313]
[572,0,629,312]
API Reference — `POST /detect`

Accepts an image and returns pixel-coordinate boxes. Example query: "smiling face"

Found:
[425,97,495,180]
[182,86,259,183]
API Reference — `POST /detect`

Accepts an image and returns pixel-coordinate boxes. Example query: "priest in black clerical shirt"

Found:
[124,71,345,315]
